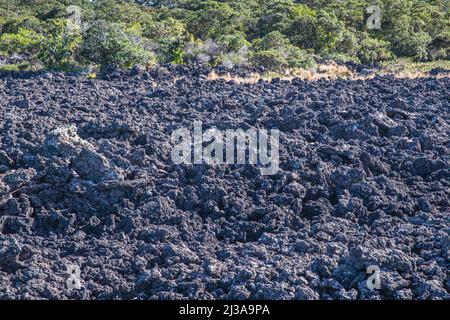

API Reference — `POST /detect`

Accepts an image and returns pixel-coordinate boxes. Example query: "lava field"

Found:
[0,65,449,299]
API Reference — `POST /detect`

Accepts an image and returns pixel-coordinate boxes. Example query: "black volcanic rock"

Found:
[0,69,448,300]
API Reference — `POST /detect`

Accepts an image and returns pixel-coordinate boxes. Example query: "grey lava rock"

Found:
[0,69,448,300]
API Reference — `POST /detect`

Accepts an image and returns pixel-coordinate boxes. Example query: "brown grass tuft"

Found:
[205,62,449,84]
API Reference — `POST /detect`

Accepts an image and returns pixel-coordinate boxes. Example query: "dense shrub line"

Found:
[0,0,448,71]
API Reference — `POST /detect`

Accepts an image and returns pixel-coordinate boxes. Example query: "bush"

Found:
[220,45,249,68]
[335,29,359,56]
[386,14,432,61]
[0,28,42,55]
[325,52,361,64]
[391,30,432,61]
[183,0,241,40]
[0,18,81,70]
[80,20,156,69]
[144,18,188,63]
[0,64,21,72]
[171,47,185,64]
[216,32,250,52]
[286,46,317,69]
[254,0,299,37]
[0,15,44,35]
[0,0,448,71]
[250,49,289,70]
[0,27,43,67]
[315,10,344,53]
[38,19,82,70]
[357,36,393,65]
[251,31,316,70]
[286,12,318,50]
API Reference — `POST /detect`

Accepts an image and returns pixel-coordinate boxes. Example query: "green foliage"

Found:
[220,45,249,68]
[0,20,81,70]
[251,50,289,70]
[171,47,185,64]
[38,19,82,70]
[315,10,344,52]
[183,38,222,65]
[0,0,448,71]
[251,31,316,70]
[80,20,156,69]
[391,30,432,62]
[0,64,21,72]
[335,29,359,56]
[253,0,299,37]
[0,27,42,55]
[216,32,250,52]
[325,52,361,64]
[387,15,433,61]
[357,36,393,65]
[252,31,291,51]
[182,0,242,40]
[285,8,318,49]
[144,17,188,63]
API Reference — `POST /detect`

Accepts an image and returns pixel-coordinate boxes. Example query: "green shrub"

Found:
[80,20,156,69]
[315,10,344,53]
[286,46,316,69]
[171,47,185,64]
[325,52,361,64]
[216,32,250,52]
[144,18,188,63]
[357,36,393,65]
[220,45,249,68]
[38,19,82,70]
[250,49,289,70]
[0,18,82,70]
[251,31,316,70]
[286,12,318,50]
[0,0,448,70]
[183,38,224,65]
[0,15,44,35]
[335,29,359,56]
[0,27,42,54]
[252,31,291,51]
[183,0,241,39]
[0,64,20,72]
[254,0,299,37]
[386,14,432,61]
[0,27,43,67]
[391,30,432,61]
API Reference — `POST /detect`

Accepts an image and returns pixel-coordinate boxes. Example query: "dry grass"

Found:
[380,70,449,79]
[207,71,263,84]
[206,62,361,83]
[205,62,449,84]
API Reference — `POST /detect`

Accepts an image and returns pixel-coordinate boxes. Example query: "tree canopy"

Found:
[0,0,448,71]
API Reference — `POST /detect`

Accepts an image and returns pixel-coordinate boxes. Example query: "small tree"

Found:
[357,36,393,65]
[81,20,156,69]
[388,15,432,61]
[251,31,316,70]
[184,0,241,39]
[38,19,82,70]
[0,27,43,68]
[144,18,188,63]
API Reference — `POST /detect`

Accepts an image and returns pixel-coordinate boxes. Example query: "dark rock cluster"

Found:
[0,66,448,299]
